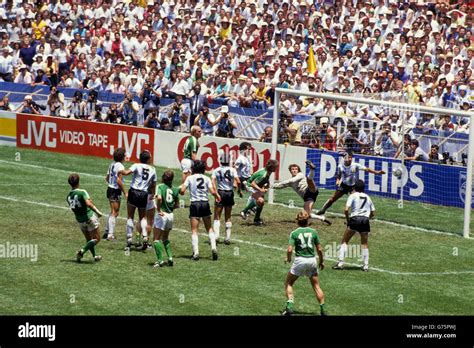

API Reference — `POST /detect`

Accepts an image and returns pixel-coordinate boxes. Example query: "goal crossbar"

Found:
[271,88,474,238]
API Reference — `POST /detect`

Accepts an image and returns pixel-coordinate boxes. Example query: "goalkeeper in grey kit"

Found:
[272,160,331,225]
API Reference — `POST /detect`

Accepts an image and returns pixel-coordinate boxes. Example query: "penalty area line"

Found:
[0,195,473,277]
[1,159,468,239]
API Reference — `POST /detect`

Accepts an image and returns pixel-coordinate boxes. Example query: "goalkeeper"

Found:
[272,161,331,225]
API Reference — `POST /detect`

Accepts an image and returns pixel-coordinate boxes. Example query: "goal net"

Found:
[269,88,473,238]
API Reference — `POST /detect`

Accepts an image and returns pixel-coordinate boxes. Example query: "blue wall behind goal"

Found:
[306,149,473,209]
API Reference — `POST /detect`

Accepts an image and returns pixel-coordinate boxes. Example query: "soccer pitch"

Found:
[1,145,473,315]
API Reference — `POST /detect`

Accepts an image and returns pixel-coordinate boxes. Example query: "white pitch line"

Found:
[1,194,473,277]
[0,159,470,239]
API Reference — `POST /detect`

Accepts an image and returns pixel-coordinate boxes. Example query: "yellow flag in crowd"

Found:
[307,45,317,75]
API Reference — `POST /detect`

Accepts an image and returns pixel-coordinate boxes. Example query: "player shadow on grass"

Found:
[60,259,95,264]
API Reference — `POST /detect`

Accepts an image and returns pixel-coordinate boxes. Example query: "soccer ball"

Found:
[393,167,403,178]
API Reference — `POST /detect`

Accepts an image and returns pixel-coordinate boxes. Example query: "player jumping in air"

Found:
[316,151,385,216]
[120,150,157,252]
[272,160,331,225]
[67,173,104,262]
[234,142,252,198]
[212,150,240,245]
[180,160,221,261]
[181,125,202,183]
[240,159,278,225]
[282,210,326,316]
[152,170,180,268]
[333,179,374,272]
[103,147,127,241]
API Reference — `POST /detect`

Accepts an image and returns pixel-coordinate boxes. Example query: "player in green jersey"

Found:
[152,170,180,268]
[282,210,326,316]
[240,159,278,225]
[67,173,104,262]
[180,125,202,183]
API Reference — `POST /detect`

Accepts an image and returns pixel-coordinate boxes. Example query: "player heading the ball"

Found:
[316,151,385,216]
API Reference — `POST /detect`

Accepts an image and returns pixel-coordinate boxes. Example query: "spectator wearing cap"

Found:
[17,95,41,115]
[215,105,237,138]
[14,64,33,84]
[0,47,14,82]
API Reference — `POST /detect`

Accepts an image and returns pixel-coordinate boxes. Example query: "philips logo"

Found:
[18,322,56,341]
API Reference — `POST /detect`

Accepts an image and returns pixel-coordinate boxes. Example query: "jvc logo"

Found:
[20,120,57,148]
[110,131,150,160]
[18,322,56,341]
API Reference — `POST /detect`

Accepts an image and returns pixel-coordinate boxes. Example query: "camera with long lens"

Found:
[30,100,47,111]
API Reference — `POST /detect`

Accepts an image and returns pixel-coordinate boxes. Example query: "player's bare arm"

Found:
[286,245,293,263]
[86,199,103,217]
[316,244,324,270]
[365,168,386,175]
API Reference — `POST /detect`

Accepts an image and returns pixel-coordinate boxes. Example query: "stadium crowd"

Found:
[0,0,472,156]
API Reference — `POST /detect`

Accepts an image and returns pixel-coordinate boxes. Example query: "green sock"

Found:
[163,240,173,260]
[243,200,256,213]
[320,303,326,314]
[89,245,96,257]
[153,240,163,262]
[254,206,263,220]
[286,300,294,310]
[82,240,96,254]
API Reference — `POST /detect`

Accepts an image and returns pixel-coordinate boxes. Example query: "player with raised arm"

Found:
[67,173,104,262]
[240,159,278,225]
[333,179,374,272]
[152,170,180,268]
[103,148,127,241]
[180,160,220,261]
[282,210,326,316]
[272,160,331,225]
[120,150,157,252]
[212,150,240,245]
[316,152,385,216]
[181,125,202,183]
[234,142,252,198]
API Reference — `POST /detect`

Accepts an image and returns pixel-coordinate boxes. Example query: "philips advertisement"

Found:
[307,149,473,209]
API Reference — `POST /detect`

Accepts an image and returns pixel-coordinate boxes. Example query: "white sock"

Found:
[339,243,347,262]
[362,248,369,266]
[191,234,199,255]
[105,214,110,233]
[126,218,134,238]
[310,213,324,221]
[140,218,148,238]
[225,222,232,240]
[209,230,217,250]
[308,168,314,180]
[213,220,220,239]
[108,215,116,237]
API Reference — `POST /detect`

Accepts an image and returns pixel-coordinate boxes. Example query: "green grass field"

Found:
[1,145,473,315]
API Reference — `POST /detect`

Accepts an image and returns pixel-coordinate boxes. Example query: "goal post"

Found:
[270,87,474,238]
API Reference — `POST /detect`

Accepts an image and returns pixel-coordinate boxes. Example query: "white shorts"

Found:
[153,212,174,231]
[146,194,156,211]
[79,214,100,233]
[181,158,193,173]
[290,256,318,277]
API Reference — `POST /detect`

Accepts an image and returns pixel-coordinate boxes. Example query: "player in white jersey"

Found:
[333,179,374,272]
[212,150,240,245]
[273,161,331,225]
[120,150,157,251]
[180,160,220,261]
[234,142,252,198]
[103,148,127,241]
[316,152,385,215]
